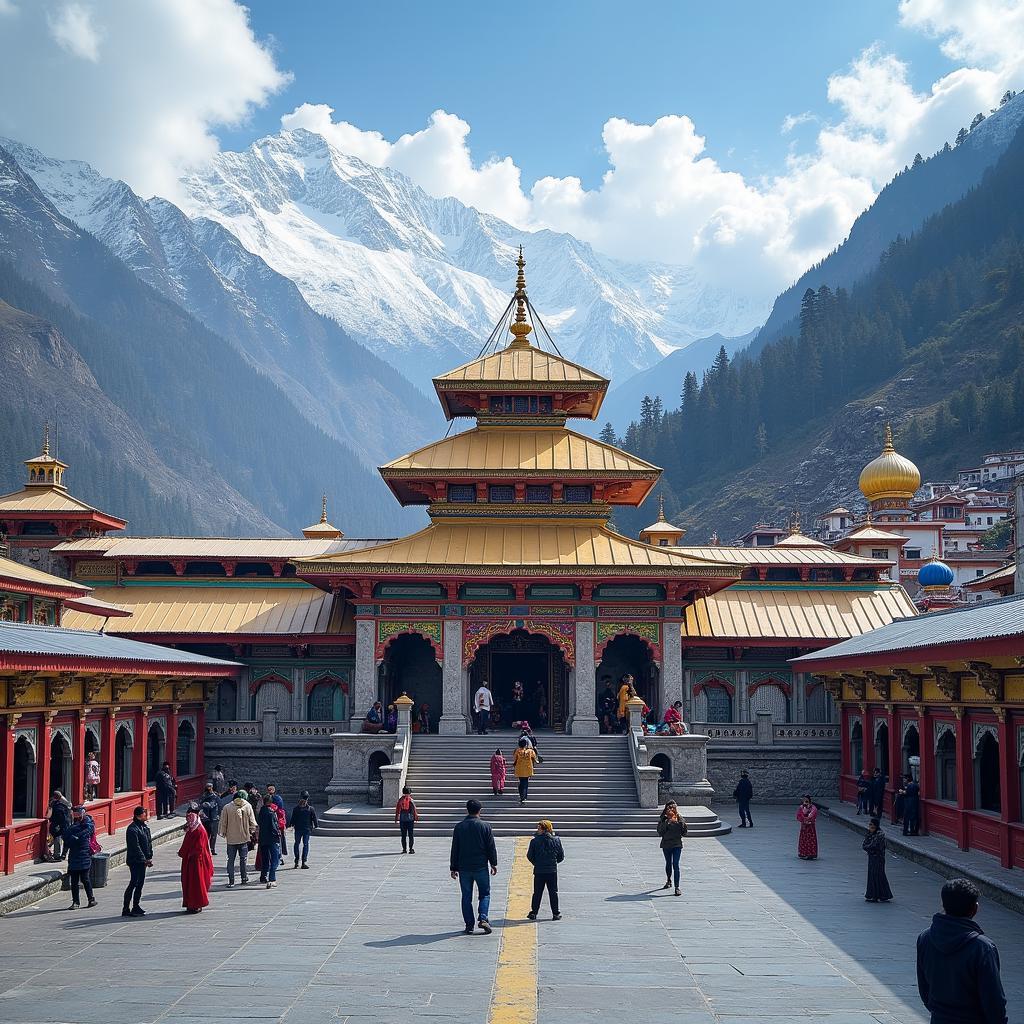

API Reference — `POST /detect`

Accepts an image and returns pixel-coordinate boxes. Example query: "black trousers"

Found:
[70,868,94,904]
[738,801,753,826]
[156,790,175,817]
[123,863,146,909]
[400,821,415,850]
[204,821,218,854]
[518,777,530,801]
[531,873,559,916]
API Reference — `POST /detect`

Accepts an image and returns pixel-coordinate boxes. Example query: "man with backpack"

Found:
[395,785,419,854]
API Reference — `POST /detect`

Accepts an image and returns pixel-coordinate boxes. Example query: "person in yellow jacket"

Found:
[617,675,637,731]
[513,738,537,805]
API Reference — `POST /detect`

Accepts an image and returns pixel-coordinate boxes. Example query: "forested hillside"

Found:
[614,119,1024,541]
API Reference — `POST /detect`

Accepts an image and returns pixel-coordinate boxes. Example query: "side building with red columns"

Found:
[793,593,1024,869]
[0,552,239,874]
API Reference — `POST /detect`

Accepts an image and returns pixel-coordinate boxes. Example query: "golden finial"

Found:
[658,493,666,521]
[882,422,895,453]
[42,422,50,459]
[508,245,533,348]
[789,509,802,535]
[320,494,328,524]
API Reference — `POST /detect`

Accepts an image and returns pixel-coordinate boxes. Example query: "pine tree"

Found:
[912,153,924,168]
[970,112,986,131]
[598,422,618,446]
[955,127,969,147]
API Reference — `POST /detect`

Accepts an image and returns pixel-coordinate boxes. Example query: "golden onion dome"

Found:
[858,424,921,503]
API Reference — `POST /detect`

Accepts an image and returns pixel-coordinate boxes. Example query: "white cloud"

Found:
[781,111,818,134]
[0,0,18,16]
[0,0,290,200]
[48,3,101,62]
[899,0,1024,73]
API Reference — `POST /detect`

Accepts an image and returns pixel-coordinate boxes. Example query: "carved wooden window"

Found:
[488,485,515,503]
[564,485,592,503]
[526,485,552,503]
[448,484,476,503]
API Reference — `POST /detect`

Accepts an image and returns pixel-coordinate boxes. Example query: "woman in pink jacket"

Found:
[490,748,507,797]
[796,795,819,860]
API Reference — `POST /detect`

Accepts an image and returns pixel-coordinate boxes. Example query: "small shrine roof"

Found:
[0,484,124,520]
[61,584,352,637]
[836,525,909,545]
[962,562,1015,591]
[434,344,607,389]
[0,555,91,596]
[296,521,740,578]
[683,584,917,642]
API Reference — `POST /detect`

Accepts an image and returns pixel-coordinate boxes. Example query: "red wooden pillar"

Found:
[132,708,148,793]
[195,704,206,780]
[99,711,116,800]
[0,720,14,828]
[996,712,1013,868]
[37,717,53,817]
[165,707,179,784]
[954,712,973,850]
[917,707,930,835]
[888,708,901,821]
[71,712,86,805]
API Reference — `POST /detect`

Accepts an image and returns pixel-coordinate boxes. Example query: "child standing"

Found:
[395,786,419,854]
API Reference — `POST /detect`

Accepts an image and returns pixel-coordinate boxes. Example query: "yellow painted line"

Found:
[488,836,537,1024]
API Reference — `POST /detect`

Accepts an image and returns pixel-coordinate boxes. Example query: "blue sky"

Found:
[225,0,954,189]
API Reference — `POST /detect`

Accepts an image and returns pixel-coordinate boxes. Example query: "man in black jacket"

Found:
[288,790,318,869]
[733,770,754,828]
[917,877,1007,1024]
[122,805,153,918]
[526,820,564,921]
[450,799,498,935]
[868,767,886,817]
[197,783,221,855]
[257,796,282,888]
[155,762,176,819]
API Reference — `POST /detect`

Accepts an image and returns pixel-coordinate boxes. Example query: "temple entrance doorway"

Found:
[596,634,659,718]
[470,630,567,731]
[380,633,442,732]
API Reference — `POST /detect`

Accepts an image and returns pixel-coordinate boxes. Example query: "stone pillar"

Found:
[165,707,179,782]
[793,672,806,723]
[292,666,304,721]
[569,620,599,735]
[349,619,377,732]
[737,670,749,723]
[132,708,148,791]
[439,618,468,735]
[662,622,683,712]
[261,707,279,744]
[627,696,646,733]
[755,709,774,746]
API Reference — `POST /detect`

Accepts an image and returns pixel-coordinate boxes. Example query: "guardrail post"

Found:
[755,710,773,746]
[261,707,278,744]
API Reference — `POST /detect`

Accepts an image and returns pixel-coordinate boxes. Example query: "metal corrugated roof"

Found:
[0,485,116,516]
[791,592,1024,663]
[672,545,889,567]
[683,585,918,641]
[381,427,658,475]
[299,521,740,575]
[60,586,352,636]
[963,562,1015,589]
[52,537,390,558]
[0,621,238,666]
[0,555,91,594]
[433,345,606,386]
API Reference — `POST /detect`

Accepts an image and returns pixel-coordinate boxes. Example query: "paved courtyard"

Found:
[0,807,1020,1024]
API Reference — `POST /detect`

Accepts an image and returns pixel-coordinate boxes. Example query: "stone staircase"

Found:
[317,734,728,839]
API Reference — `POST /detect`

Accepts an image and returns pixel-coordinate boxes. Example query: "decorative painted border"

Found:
[375,620,443,662]
[462,619,575,667]
[595,621,661,663]
[598,605,656,618]
[464,605,510,616]
[248,671,294,696]
[378,604,439,616]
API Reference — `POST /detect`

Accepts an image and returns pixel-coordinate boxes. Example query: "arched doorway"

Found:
[902,723,920,778]
[13,735,36,817]
[750,682,790,723]
[470,629,568,731]
[251,676,290,719]
[114,724,133,793]
[214,680,237,721]
[597,635,658,717]
[936,730,957,801]
[975,731,1001,813]
[381,634,441,722]
[49,732,73,799]
[805,682,831,723]
[307,678,346,721]
[695,681,733,724]
[875,721,890,779]
[850,721,864,776]
[146,722,164,784]
[176,719,196,778]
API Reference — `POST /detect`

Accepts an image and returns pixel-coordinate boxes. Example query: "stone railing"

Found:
[692,723,756,742]
[206,722,263,740]
[689,713,839,747]
[378,698,413,807]
[324,698,413,806]
[773,724,839,742]
[279,722,348,740]
[205,713,347,745]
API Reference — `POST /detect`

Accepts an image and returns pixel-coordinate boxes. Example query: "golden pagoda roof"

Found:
[62,585,352,636]
[302,495,344,539]
[0,485,115,516]
[682,584,918,642]
[383,426,656,476]
[434,346,607,389]
[837,524,909,545]
[296,520,741,578]
[671,545,890,567]
[859,424,921,502]
[53,536,378,558]
[640,494,685,537]
[0,554,91,595]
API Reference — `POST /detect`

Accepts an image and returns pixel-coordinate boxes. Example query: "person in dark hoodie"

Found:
[733,770,753,828]
[122,805,153,917]
[450,799,498,935]
[155,762,177,820]
[197,782,221,855]
[289,790,318,869]
[916,877,1007,1024]
[256,794,282,888]
[526,819,564,921]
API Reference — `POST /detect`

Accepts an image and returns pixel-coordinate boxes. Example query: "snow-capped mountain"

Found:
[180,129,766,387]
[1,137,439,464]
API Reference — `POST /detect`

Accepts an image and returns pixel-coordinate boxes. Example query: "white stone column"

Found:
[439,618,468,735]
[349,618,377,732]
[737,670,749,723]
[292,666,304,722]
[569,620,599,735]
[238,666,250,720]
[793,672,806,724]
[662,622,683,712]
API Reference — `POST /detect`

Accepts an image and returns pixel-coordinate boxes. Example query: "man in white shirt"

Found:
[474,682,493,735]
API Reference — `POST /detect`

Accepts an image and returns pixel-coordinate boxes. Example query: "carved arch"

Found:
[692,677,736,698]
[594,622,661,664]
[303,671,350,696]
[747,675,793,698]
[463,619,575,667]
[972,722,998,755]
[933,720,956,752]
[376,621,443,663]
[247,671,294,696]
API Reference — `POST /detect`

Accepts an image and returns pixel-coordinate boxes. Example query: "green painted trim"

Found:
[90,579,314,590]
[726,583,889,592]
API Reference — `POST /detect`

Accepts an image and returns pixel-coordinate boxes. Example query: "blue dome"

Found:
[918,559,954,588]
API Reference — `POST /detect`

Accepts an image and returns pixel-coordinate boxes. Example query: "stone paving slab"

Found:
[0,808,1019,1023]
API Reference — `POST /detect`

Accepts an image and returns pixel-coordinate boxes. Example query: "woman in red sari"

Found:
[178,806,214,913]
[795,794,819,860]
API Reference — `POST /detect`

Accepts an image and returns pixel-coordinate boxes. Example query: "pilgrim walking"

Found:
[734,770,753,828]
[526,819,564,920]
[862,818,893,902]
[657,800,687,895]
[64,805,97,909]
[513,737,537,805]
[178,805,214,913]
[796,795,818,860]
[490,748,507,797]
[395,785,418,854]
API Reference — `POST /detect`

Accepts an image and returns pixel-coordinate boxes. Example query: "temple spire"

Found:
[658,493,666,521]
[789,509,802,535]
[41,422,51,458]
[320,494,328,523]
[508,245,533,348]
[882,422,895,453]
